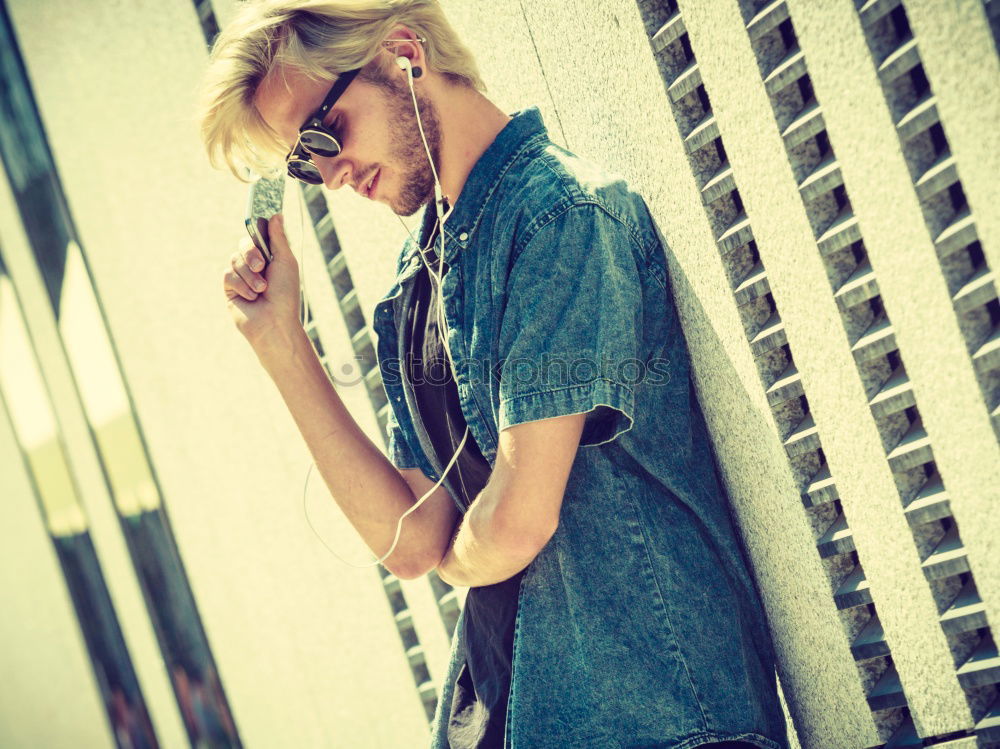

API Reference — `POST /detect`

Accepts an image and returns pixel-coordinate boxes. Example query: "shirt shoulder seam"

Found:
[517,193,649,261]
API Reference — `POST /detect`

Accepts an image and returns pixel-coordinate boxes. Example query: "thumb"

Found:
[267,214,291,260]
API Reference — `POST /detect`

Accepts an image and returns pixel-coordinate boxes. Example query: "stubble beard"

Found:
[382,80,443,217]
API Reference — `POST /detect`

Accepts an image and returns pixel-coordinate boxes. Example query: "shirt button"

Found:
[459,232,469,241]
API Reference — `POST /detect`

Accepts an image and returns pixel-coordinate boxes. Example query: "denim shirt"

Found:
[372,107,790,749]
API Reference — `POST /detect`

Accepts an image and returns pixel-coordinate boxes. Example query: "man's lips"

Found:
[364,169,379,199]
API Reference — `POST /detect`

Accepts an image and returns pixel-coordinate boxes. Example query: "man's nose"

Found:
[315,155,352,191]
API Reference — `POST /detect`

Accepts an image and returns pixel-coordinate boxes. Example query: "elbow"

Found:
[490,503,558,559]
[387,548,446,581]
[389,565,425,581]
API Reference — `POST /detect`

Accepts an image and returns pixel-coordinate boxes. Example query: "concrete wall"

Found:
[1,0,996,746]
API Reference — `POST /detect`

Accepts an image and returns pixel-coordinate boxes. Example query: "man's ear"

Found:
[381,26,426,71]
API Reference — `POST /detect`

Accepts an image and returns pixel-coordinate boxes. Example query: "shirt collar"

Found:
[427,105,549,259]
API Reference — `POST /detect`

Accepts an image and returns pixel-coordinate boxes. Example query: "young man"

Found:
[201,2,790,747]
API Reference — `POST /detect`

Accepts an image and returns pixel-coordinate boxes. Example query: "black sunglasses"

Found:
[285,67,361,185]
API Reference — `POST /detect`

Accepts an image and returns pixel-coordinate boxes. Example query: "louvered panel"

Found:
[940,578,988,636]
[802,462,839,507]
[895,93,939,142]
[349,326,373,356]
[885,717,922,748]
[326,250,347,278]
[876,37,921,83]
[716,211,754,252]
[868,664,907,710]
[746,0,789,42]
[904,0,1000,294]
[920,524,970,581]
[733,262,770,305]
[338,287,358,313]
[913,152,959,201]
[416,680,437,707]
[797,155,844,202]
[684,111,720,152]
[885,419,934,473]
[781,100,826,150]
[851,315,898,362]
[313,211,335,243]
[781,9,1000,733]
[858,0,903,27]
[951,267,997,316]
[817,512,855,558]
[816,206,862,256]
[638,0,999,743]
[903,472,950,527]
[972,324,1000,376]
[956,636,1000,689]
[783,413,820,456]
[701,162,736,203]
[975,695,1000,741]
[766,362,803,406]
[852,614,890,660]
[869,366,916,420]
[667,60,703,102]
[933,207,977,260]
[834,257,880,309]
[835,564,872,609]
[763,46,806,95]
[749,311,788,355]
[650,11,685,54]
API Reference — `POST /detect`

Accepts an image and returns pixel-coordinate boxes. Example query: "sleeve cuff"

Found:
[498,378,635,447]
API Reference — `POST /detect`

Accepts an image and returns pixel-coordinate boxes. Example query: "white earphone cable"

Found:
[301,52,469,570]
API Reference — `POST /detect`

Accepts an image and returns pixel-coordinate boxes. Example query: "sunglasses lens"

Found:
[287,158,322,185]
[300,129,341,157]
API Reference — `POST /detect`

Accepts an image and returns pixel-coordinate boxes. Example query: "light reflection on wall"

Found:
[0,273,84,535]
[58,240,159,517]
[0,1,240,740]
[0,265,159,747]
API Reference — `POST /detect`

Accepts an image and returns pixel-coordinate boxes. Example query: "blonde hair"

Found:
[197,0,485,180]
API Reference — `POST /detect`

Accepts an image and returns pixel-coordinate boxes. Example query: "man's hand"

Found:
[222,214,301,350]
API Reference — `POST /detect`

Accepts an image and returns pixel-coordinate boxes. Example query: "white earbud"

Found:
[395,54,421,80]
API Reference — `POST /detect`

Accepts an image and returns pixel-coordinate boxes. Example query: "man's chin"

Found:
[391,190,436,218]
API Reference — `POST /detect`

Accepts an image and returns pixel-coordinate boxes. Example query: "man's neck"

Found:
[432,84,512,207]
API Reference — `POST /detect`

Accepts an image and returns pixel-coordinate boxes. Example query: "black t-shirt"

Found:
[400,210,524,748]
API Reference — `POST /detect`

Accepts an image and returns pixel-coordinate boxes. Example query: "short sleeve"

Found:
[497,203,643,447]
[385,402,419,470]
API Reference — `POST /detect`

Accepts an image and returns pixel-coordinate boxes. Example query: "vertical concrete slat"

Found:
[0,170,189,749]
[7,0,443,742]
[789,0,1000,666]
[679,0,972,736]
[502,0,875,745]
[0,393,114,748]
[904,0,1000,276]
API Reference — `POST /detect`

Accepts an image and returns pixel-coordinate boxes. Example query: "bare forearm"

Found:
[436,487,547,587]
[253,325,430,574]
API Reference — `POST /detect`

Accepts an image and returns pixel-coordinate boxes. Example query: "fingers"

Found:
[222,219,285,304]
[223,265,260,301]
[224,241,267,301]
[232,243,267,292]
